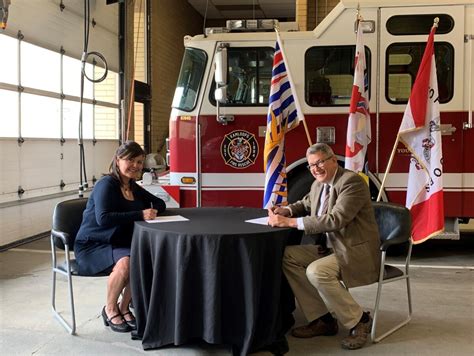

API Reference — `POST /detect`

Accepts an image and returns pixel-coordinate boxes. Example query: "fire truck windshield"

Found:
[172,47,207,111]
[209,47,274,106]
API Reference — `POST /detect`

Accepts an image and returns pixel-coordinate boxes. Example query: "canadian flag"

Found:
[398,25,444,244]
[345,20,371,173]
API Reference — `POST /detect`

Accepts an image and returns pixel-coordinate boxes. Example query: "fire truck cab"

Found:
[163,0,474,237]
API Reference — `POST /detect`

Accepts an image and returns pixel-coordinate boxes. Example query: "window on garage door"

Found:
[0,34,120,140]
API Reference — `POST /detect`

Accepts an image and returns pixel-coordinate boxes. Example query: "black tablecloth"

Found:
[130,207,297,355]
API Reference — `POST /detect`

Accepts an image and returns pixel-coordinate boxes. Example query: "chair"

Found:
[51,198,108,335]
[371,201,413,343]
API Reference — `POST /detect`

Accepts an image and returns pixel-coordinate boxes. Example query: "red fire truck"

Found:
[161,0,473,237]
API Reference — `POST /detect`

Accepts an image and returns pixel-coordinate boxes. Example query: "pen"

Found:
[150,202,153,209]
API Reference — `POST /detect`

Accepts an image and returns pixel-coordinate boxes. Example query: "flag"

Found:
[398,25,444,244]
[345,20,371,174]
[263,34,304,208]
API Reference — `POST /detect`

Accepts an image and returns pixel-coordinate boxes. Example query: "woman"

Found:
[74,141,166,333]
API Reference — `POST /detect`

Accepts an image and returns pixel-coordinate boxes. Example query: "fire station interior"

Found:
[1,1,473,355]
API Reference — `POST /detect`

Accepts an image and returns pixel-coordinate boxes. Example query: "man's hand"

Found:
[267,208,296,228]
[270,206,291,217]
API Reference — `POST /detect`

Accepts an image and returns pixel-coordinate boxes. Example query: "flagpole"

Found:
[356,3,362,23]
[275,29,313,146]
[376,136,399,202]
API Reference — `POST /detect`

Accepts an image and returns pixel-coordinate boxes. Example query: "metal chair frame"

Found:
[371,201,413,343]
[50,198,89,335]
[51,228,77,334]
[371,239,413,342]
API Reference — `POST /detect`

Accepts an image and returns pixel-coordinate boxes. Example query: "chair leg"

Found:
[51,239,76,335]
[371,276,412,343]
[406,274,413,317]
[371,279,383,342]
[406,246,413,317]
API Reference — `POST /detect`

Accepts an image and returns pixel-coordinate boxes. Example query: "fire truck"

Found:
[159,0,473,237]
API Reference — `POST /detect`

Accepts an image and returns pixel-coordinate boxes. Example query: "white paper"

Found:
[146,215,189,223]
[245,217,268,225]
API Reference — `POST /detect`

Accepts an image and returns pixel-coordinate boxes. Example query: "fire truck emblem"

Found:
[221,130,259,169]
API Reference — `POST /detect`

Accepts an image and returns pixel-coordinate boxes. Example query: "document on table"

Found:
[245,216,268,225]
[146,215,189,223]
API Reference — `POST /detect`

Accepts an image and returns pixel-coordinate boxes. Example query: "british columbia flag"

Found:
[263,34,304,208]
[345,20,371,174]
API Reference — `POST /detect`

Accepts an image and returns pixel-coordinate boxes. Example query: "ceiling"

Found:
[187,0,296,21]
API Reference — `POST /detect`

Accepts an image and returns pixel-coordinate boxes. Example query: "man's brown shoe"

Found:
[341,314,373,350]
[291,318,338,338]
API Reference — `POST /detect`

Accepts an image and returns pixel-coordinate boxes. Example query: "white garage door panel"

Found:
[61,140,118,186]
[0,138,118,246]
[19,140,61,190]
[0,0,120,246]
[0,140,21,194]
[0,139,118,202]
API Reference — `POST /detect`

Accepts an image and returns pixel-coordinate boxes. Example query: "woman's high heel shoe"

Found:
[101,307,132,333]
[122,310,137,330]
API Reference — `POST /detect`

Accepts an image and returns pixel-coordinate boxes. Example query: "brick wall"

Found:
[149,1,202,155]
[133,1,146,147]
[296,0,339,31]
[95,70,118,140]
[296,0,308,31]
[316,0,339,26]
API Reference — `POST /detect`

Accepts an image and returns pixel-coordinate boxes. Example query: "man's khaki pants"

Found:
[283,244,362,329]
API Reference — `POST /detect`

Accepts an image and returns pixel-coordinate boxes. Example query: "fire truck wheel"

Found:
[287,169,314,204]
[288,167,388,204]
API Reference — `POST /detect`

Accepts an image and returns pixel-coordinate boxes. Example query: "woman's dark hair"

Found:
[108,141,146,185]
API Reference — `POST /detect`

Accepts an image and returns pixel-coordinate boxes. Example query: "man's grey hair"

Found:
[306,143,335,157]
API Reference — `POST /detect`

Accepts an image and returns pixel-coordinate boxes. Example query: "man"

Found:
[268,143,380,350]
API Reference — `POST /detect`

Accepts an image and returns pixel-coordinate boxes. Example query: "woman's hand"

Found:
[143,208,157,220]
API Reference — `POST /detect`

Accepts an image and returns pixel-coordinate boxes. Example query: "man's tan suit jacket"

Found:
[288,167,381,288]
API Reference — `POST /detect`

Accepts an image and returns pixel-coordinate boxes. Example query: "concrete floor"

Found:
[1,234,473,355]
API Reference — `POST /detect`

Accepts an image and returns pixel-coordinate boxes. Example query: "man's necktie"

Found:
[319,184,330,216]
[318,184,331,255]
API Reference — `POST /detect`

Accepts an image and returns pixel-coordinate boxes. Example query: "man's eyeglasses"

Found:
[307,155,334,170]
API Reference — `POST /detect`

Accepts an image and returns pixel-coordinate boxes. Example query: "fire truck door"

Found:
[379,5,466,217]
[198,43,275,207]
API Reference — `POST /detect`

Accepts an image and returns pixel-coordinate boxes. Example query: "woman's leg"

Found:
[118,283,134,322]
[105,256,130,323]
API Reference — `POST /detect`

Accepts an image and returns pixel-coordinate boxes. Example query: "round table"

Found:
[130,207,297,355]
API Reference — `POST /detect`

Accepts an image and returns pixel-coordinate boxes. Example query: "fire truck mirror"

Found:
[215,86,228,103]
[215,46,228,85]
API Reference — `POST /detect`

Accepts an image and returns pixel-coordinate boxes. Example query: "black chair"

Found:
[51,198,108,334]
[371,201,413,343]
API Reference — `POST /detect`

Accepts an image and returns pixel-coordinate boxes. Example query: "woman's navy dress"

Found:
[74,175,166,275]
